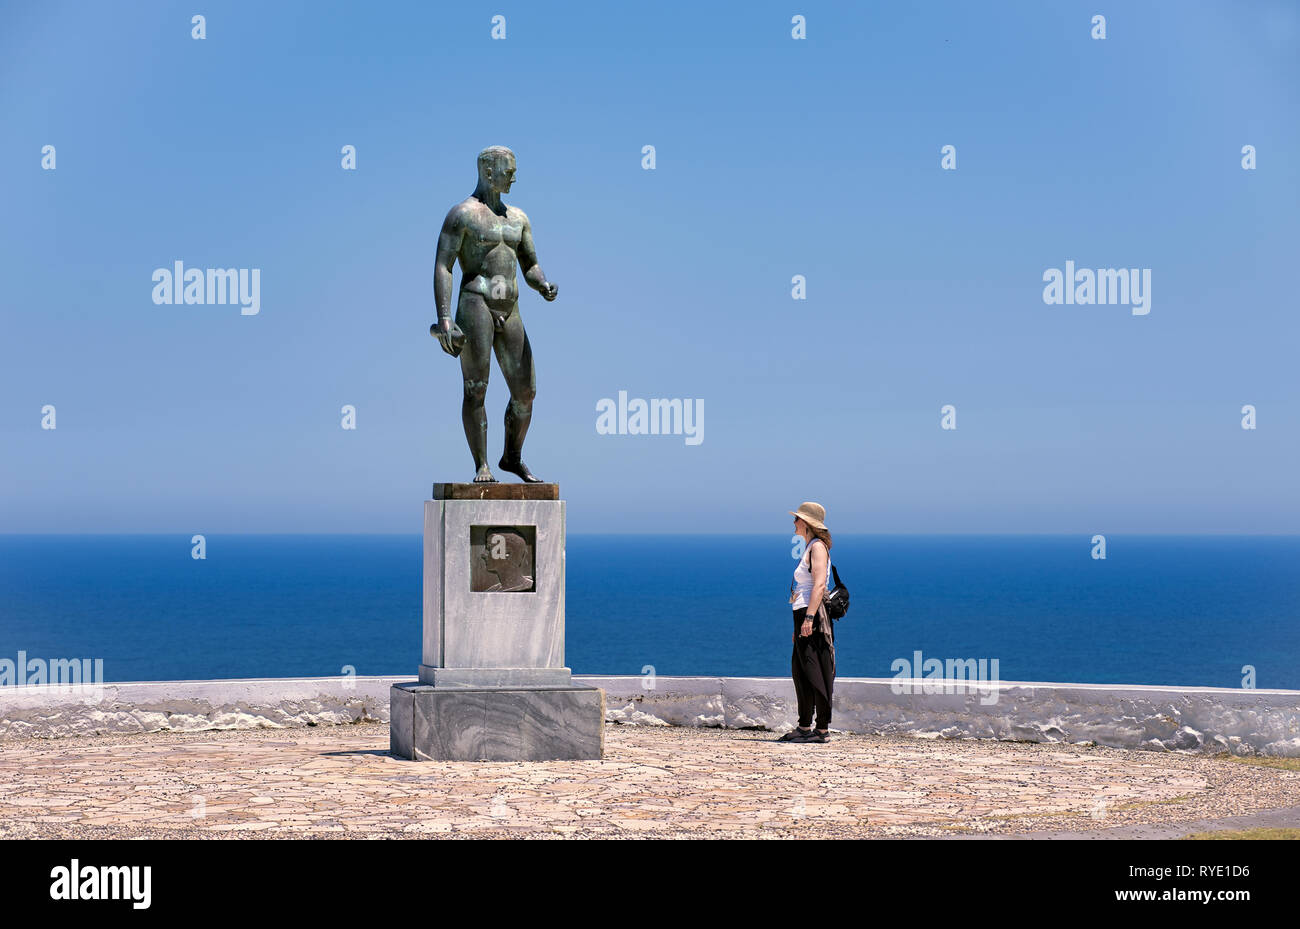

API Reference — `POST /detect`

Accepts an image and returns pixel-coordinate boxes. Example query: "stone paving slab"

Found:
[954,804,1300,840]
[0,723,1296,839]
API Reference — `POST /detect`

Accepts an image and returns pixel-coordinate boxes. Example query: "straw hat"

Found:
[789,501,828,531]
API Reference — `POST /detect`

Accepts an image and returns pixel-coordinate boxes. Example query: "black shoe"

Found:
[805,730,830,743]
[777,727,814,742]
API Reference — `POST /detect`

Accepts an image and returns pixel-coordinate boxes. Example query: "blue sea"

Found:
[0,535,1297,690]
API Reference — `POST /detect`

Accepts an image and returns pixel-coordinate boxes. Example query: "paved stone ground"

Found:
[1,723,1297,839]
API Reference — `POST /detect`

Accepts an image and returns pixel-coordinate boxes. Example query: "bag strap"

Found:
[803,537,823,570]
[805,538,829,605]
[807,540,830,627]
[807,538,834,584]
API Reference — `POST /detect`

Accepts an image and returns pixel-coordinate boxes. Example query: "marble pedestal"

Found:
[390,682,605,761]
[389,482,604,761]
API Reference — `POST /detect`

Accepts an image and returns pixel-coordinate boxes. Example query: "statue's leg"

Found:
[456,292,495,482]
[494,307,541,482]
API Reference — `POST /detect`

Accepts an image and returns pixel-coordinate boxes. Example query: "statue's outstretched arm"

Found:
[434,208,464,324]
[432,208,467,355]
[518,217,557,301]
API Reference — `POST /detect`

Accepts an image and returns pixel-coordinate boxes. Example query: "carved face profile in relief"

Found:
[477,527,534,592]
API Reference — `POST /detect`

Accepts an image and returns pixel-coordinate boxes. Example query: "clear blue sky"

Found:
[2,0,1297,533]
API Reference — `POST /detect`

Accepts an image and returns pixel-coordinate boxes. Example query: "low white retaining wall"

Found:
[587,676,1300,757]
[2,675,1298,756]
[0,677,394,741]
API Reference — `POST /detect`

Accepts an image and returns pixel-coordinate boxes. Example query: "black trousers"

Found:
[791,607,835,730]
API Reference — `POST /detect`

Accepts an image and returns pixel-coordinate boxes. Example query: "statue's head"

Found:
[477,146,516,194]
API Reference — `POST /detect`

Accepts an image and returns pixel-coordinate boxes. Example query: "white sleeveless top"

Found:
[791,540,831,610]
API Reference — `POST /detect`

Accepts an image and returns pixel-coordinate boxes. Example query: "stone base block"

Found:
[433,482,559,500]
[389,682,604,761]
[418,665,573,688]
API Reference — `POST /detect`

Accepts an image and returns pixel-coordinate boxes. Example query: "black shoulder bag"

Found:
[811,541,850,620]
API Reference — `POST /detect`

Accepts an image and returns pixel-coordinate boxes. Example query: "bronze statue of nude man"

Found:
[432,146,558,483]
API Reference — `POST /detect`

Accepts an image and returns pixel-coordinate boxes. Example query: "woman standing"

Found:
[782,502,836,744]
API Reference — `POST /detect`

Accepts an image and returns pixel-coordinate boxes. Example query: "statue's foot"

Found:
[498,456,543,483]
[472,463,497,483]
